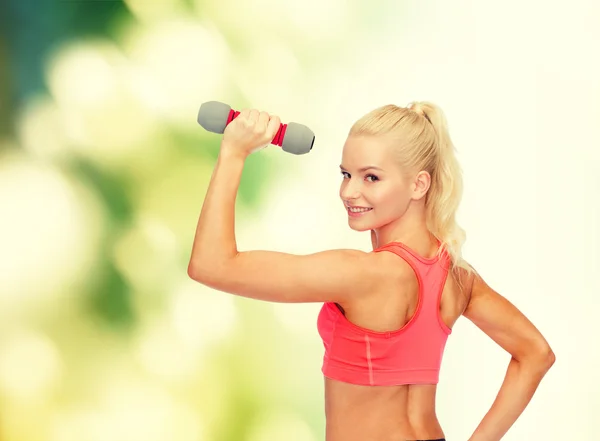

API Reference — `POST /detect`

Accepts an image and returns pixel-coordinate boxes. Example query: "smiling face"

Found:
[339,135,415,231]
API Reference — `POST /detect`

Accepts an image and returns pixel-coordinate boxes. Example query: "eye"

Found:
[340,171,379,182]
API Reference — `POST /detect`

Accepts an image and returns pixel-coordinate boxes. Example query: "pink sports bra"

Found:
[317,241,452,386]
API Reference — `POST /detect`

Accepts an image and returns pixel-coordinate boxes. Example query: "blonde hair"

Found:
[349,102,478,286]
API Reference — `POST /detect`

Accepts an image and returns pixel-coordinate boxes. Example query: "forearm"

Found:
[468,355,554,441]
[188,144,245,275]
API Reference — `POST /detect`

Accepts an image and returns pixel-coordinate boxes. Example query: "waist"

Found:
[324,377,444,441]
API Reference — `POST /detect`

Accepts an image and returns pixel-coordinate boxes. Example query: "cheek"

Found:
[371,187,411,216]
[372,185,402,206]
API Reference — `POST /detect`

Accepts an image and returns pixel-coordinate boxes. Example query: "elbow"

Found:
[187,258,232,287]
[542,346,556,369]
[187,260,209,282]
[519,344,556,372]
[187,262,199,281]
[188,251,238,282]
[535,343,556,369]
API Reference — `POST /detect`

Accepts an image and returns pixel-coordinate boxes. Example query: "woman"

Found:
[187,102,555,441]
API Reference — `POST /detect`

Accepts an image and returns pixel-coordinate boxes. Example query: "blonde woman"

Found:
[188,103,555,441]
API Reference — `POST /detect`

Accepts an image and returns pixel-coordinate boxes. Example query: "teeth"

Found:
[348,207,372,213]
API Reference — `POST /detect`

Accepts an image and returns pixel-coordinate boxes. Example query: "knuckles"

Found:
[236,108,279,136]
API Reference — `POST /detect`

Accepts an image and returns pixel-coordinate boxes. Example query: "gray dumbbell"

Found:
[197,101,315,155]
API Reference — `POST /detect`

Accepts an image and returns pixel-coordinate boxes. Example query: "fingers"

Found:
[238,108,281,145]
[248,109,260,125]
[266,114,281,140]
[257,111,270,133]
[240,109,267,127]
[244,109,280,134]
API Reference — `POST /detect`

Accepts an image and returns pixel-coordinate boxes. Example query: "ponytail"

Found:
[409,102,475,276]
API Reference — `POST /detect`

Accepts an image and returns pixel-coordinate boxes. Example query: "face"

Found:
[339,135,416,231]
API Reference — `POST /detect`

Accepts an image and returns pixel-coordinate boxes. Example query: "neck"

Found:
[372,201,434,249]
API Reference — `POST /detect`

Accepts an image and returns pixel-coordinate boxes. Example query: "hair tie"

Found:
[408,102,432,124]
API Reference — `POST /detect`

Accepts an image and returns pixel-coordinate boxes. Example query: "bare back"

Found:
[324,241,473,441]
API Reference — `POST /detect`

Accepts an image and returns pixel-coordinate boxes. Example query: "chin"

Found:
[348,224,371,232]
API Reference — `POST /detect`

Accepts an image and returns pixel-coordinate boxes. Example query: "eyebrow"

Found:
[339,165,384,172]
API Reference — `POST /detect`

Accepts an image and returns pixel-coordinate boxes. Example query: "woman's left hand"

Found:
[221,109,281,159]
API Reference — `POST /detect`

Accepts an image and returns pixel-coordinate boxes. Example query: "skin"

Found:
[188,109,556,441]
[339,134,433,249]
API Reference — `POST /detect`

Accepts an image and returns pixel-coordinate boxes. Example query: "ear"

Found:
[411,170,431,200]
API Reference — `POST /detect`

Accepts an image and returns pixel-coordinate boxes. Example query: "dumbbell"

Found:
[197,101,315,155]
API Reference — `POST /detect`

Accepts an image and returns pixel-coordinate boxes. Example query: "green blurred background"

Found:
[0,1,388,440]
[1,0,598,440]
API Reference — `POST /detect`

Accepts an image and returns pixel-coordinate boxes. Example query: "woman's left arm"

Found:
[463,273,556,441]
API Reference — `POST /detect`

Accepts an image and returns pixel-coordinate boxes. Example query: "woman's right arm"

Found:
[463,272,556,441]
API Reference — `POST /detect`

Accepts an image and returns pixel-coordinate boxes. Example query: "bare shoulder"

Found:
[334,250,414,313]
[359,250,412,290]
[368,249,415,281]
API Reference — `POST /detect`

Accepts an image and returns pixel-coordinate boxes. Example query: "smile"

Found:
[347,207,373,217]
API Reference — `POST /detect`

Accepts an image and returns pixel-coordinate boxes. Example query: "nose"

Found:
[340,179,361,201]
